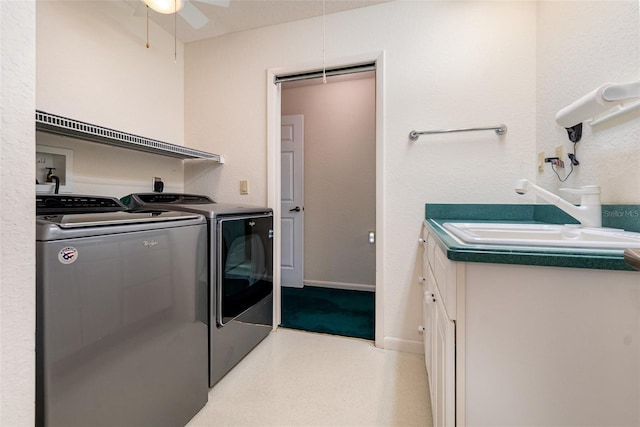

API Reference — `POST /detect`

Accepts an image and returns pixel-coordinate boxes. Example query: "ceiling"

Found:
[126,0,392,43]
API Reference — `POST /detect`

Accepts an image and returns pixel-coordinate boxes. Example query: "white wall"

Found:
[536,1,640,203]
[36,132,184,198]
[282,77,376,289]
[37,0,185,145]
[1,1,36,425]
[36,0,187,199]
[185,1,538,350]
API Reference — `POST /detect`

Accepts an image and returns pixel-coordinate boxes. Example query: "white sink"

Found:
[442,222,640,249]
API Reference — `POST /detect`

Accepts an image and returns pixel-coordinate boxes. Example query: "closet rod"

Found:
[274,62,376,85]
[409,124,507,141]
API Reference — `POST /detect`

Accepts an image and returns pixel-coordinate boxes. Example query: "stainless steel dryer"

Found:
[36,195,208,427]
[121,193,273,387]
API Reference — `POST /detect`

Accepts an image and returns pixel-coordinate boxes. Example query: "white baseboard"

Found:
[383,337,424,354]
[304,279,375,292]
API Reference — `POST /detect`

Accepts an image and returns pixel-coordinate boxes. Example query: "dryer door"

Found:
[216,214,273,325]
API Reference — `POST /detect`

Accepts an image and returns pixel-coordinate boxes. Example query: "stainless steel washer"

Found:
[36,195,208,427]
[121,193,273,387]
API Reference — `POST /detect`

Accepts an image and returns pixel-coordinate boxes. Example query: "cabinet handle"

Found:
[418,238,426,245]
[424,292,436,303]
[418,325,425,332]
[418,276,426,285]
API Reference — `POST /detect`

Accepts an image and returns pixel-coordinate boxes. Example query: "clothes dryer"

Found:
[121,193,273,387]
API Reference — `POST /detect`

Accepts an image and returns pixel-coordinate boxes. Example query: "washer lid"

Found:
[36,211,205,241]
[40,211,203,228]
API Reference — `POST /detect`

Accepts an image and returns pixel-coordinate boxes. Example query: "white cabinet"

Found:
[421,271,434,387]
[418,227,433,387]
[419,225,457,427]
[419,221,640,427]
[433,282,455,427]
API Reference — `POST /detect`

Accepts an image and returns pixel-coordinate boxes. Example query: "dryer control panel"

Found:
[122,193,215,207]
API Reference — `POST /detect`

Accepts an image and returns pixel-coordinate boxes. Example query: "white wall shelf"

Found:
[35,110,223,162]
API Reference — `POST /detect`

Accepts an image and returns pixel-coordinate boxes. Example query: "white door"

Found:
[281,115,304,288]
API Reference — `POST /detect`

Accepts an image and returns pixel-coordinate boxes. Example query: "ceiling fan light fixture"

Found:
[144,0,185,14]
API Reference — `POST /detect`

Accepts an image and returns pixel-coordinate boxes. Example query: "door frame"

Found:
[267,51,385,348]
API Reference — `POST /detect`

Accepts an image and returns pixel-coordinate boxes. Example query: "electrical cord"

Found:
[551,141,579,182]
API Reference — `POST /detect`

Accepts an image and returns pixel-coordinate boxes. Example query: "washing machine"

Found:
[36,194,208,427]
[121,193,273,387]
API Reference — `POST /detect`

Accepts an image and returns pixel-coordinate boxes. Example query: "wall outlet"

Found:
[555,145,563,159]
[153,177,164,192]
[538,152,545,172]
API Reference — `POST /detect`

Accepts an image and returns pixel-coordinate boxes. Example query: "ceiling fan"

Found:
[141,0,229,29]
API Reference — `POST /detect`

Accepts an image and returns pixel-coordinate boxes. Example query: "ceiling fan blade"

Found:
[179,0,209,29]
[130,0,148,17]
[195,0,230,7]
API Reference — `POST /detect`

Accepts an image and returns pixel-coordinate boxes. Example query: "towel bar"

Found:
[409,124,507,141]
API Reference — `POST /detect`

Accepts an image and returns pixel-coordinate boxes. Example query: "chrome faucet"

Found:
[515,179,602,227]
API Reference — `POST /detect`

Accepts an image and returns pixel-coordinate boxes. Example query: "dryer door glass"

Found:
[217,214,273,325]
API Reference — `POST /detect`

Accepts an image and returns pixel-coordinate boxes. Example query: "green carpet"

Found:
[281,286,375,340]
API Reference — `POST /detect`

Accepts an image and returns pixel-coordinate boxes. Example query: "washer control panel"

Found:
[36,195,125,215]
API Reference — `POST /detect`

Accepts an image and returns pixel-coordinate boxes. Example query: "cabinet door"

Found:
[420,225,434,399]
[423,268,437,393]
[434,284,455,427]
[434,244,456,320]
[420,224,430,273]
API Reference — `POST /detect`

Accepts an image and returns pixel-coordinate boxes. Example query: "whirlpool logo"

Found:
[143,240,159,248]
[249,220,256,227]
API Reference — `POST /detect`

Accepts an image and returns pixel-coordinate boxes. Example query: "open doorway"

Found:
[279,71,376,340]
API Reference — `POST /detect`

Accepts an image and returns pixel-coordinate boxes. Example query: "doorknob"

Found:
[289,206,301,212]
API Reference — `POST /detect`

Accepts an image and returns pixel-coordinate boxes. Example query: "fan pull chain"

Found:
[322,0,326,84]
[146,6,150,48]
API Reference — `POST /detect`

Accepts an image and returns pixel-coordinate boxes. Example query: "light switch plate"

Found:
[538,152,545,172]
[240,180,249,195]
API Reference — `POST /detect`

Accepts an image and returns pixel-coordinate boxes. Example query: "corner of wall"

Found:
[1,1,36,425]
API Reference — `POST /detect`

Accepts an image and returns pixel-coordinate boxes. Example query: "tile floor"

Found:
[186,328,432,427]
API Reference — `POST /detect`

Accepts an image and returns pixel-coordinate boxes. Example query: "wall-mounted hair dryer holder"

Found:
[555,81,640,141]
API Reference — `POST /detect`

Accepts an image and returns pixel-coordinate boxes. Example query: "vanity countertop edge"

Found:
[424,203,640,272]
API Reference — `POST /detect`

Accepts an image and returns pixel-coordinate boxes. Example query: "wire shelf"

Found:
[36,110,222,162]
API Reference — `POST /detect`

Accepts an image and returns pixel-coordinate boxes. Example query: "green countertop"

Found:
[424,204,640,271]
